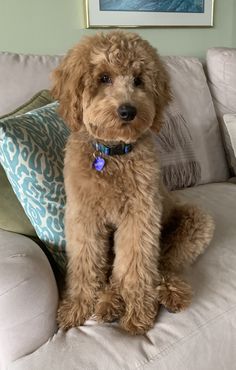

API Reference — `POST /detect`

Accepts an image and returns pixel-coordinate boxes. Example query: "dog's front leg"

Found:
[113,207,162,335]
[57,218,109,330]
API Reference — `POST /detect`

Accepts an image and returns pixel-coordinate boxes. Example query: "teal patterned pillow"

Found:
[0,103,69,270]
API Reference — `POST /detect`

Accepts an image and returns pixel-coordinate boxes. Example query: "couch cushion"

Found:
[0,52,62,116]
[0,230,58,368]
[206,48,236,175]
[9,182,236,370]
[163,56,229,184]
[207,47,236,119]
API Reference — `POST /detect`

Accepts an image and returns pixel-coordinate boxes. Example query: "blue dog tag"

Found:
[93,156,105,171]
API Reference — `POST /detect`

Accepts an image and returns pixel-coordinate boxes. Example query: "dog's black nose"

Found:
[117,104,137,121]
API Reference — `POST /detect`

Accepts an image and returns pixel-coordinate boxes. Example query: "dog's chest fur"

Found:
[64,130,161,224]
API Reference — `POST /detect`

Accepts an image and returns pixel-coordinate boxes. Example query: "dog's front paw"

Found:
[94,287,125,323]
[157,273,192,313]
[57,296,93,330]
[119,291,159,335]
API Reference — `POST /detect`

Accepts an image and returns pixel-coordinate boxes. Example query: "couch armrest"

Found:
[0,230,58,368]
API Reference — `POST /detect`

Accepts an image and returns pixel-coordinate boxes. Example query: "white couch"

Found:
[0,47,236,370]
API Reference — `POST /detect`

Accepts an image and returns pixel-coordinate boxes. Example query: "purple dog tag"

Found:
[93,156,105,171]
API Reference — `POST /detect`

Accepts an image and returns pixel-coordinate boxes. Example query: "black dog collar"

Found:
[92,142,133,156]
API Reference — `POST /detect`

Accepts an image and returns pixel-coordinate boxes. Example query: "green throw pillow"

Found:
[0,90,54,236]
[0,166,37,236]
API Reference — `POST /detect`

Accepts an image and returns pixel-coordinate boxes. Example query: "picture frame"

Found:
[85,0,214,28]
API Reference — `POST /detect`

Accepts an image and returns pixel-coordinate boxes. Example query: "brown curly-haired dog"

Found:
[51,31,214,335]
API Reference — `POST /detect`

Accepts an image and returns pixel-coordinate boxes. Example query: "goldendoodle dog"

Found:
[52,31,214,335]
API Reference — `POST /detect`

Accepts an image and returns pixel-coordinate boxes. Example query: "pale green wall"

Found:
[0,0,235,57]
[233,0,236,47]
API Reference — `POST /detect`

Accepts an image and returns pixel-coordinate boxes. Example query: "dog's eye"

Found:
[133,76,142,87]
[100,74,112,84]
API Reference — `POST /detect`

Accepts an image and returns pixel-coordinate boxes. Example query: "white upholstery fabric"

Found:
[206,48,236,175]
[207,47,236,119]
[229,176,236,184]
[0,230,58,369]
[0,52,62,116]
[164,56,229,184]
[9,183,236,370]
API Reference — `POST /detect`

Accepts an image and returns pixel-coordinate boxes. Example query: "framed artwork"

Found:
[85,0,214,28]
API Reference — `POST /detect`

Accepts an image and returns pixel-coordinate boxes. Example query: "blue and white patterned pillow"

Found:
[0,103,69,270]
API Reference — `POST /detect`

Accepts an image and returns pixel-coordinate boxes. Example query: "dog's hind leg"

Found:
[156,270,193,313]
[157,198,214,313]
[160,204,215,273]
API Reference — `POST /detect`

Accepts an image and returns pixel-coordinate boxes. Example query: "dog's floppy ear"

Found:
[51,43,88,131]
[150,57,172,134]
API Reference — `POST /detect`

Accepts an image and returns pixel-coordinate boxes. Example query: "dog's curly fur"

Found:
[51,31,215,335]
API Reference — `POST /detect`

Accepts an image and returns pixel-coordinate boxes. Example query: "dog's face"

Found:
[52,32,171,143]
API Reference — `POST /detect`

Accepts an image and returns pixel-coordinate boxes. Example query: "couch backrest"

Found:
[206,48,236,176]
[0,52,63,116]
[206,47,236,119]
[163,55,229,183]
[0,50,230,184]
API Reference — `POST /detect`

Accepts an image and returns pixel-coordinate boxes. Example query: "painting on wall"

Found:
[85,0,214,28]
